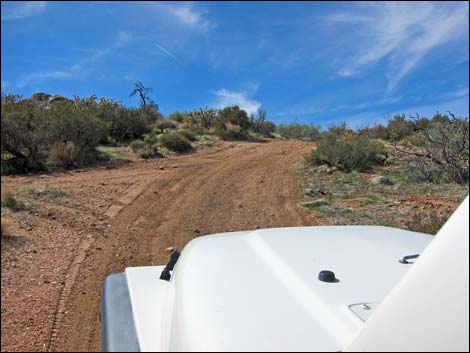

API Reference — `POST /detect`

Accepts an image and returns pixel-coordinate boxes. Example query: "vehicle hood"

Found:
[166,226,431,351]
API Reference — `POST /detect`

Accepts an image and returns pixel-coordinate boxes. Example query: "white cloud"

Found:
[327,2,469,91]
[1,1,47,21]
[115,30,133,47]
[452,87,469,98]
[16,31,133,87]
[151,2,214,32]
[211,89,261,115]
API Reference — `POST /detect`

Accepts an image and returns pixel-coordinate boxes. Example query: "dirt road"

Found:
[1,139,318,351]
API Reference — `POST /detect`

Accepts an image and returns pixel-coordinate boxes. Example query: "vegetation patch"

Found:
[1,190,27,212]
[298,161,467,232]
[303,198,329,211]
[159,132,193,153]
[20,186,69,200]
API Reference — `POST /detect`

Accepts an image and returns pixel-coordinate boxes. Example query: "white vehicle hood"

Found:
[155,226,432,352]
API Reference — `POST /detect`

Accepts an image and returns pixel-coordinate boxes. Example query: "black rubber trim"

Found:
[101,273,140,352]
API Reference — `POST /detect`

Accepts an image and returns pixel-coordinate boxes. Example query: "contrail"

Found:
[155,43,181,64]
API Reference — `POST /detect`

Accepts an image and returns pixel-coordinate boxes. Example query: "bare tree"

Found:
[391,112,469,184]
[129,81,152,106]
[251,109,266,133]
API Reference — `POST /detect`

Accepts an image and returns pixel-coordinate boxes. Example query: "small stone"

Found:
[371,176,393,185]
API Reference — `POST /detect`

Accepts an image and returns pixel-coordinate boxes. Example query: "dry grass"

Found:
[1,215,13,237]
[1,190,26,212]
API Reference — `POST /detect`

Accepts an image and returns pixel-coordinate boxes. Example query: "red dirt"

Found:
[399,194,459,213]
[1,139,317,352]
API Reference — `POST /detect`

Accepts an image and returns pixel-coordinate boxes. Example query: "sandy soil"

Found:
[1,139,317,352]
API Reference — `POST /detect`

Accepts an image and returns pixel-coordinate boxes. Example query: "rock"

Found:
[48,95,67,105]
[327,166,338,174]
[165,246,175,252]
[159,166,165,170]
[371,176,394,185]
[31,92,70,108]
[32,92,50,102]
[304,188,314,196]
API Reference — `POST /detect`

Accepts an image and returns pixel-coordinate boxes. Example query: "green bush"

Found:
[178,128,197,141]
[387,114,414,141]
[97,100,160,144]
[258,121,276,137]
[182,108,218,129]
[276,123,321,141]
[214,122,246,140]
[129,139,161,159]
[215,106,251,132]
[308,132,386,172]
[1,94,106,172]
[167,111,185,123]
[159,132,193,153]
[155,119,177,133]
[1,98,51,172]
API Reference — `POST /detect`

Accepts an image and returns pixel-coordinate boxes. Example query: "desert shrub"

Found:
[1,98,51,172]
[1,94,107,172]
[276,123,321,141]
[403,114,469,184]
[1,190,26,211]
[359,124,389,140]
[21,186,68,199]
[97,99,160,143]
[308,132,386,172]
[387,114,414,141]
[178,128,197,141]
[405,210,450,235]
[167,111,185,123]
[155,119,177,133]
[159,132,193,153]
[129,139,161,159]
[214,122,246,140]
[327,122,354,137]
[47,142,78,170]
[258,121,276,137]
[215,106,251,132]
[182,108,219,129]
[250,109,276,137]
[1,215,12,237]
[401,134,425,148]
[46,100,106,167]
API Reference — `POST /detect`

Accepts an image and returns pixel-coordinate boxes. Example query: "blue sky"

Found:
[1,1,469,127]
